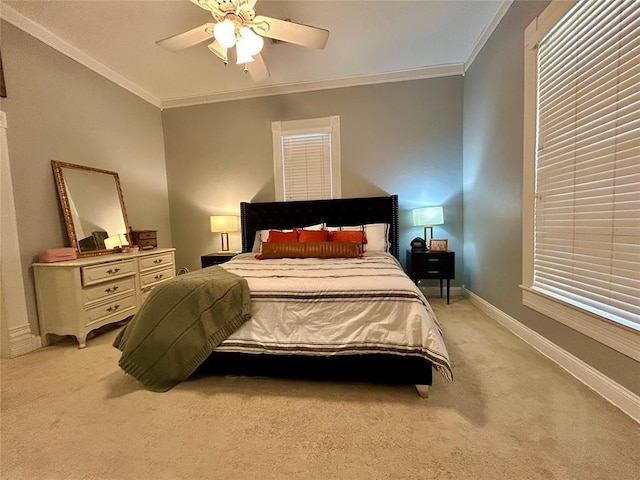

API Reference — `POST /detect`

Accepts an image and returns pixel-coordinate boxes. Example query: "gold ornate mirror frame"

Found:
[51,160,131,257]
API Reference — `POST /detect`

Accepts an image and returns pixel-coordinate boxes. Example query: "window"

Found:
[522,0,640,360]
[272,116,341,202]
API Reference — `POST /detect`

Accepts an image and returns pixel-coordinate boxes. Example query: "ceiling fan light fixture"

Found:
[235,39,255,64]
[208,41,228,63]
[239,26,264,56]
[213,19,236,48]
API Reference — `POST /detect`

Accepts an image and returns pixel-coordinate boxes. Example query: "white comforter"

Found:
[217,252,452,381]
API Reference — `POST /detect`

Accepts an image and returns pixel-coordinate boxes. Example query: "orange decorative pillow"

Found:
[298,229,331,243]
[331,230,367,253]
[267,230,299,243]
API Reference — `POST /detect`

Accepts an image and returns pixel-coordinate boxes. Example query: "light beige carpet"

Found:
[1,298,638,480]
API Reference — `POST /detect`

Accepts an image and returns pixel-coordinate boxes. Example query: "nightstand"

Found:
[406,249,455,304]
[201,252,240,268]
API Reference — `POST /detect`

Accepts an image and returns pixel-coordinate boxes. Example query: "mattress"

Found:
[216,252,452,381]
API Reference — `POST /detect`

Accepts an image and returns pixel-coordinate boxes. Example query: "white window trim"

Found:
[521,0,640,361]
[272,116,341,202]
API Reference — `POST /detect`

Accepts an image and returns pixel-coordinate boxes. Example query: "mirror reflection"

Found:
[52,161,130,256]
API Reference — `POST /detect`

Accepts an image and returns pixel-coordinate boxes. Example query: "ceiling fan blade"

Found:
[237,0,258,14]
[252,15,329,49]
[247,53,270,82]
[156,23,214,52]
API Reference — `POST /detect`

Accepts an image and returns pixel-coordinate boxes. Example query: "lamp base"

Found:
[219,232,230,252]
[423,226,434,249]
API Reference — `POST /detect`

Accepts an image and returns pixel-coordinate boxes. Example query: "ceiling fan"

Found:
[156,0,330,82]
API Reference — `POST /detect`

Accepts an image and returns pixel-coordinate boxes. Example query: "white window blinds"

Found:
[272,116,341,202]
[281,132,332,201]
[534,0,640,329]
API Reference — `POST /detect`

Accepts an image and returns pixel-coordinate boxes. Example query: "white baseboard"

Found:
[418,286,464,298]
[6,324,41,358]
[465,289,640,424]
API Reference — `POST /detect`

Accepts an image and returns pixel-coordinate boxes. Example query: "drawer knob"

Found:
[105,286,119,293]
[153,259,163,264]
[107,304,120,313]
[107,267,121,274]
[154,274,164,281]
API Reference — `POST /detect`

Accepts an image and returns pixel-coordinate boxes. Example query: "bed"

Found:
[197,195,452,396]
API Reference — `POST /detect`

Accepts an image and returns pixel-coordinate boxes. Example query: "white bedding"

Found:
[217,252,453,381]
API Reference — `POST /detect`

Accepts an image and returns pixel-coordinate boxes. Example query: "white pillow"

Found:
[298,223,325,231]
[334,223,390,253]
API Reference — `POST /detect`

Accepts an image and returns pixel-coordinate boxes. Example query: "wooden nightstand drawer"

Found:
[406,249,455,304]
[410,253,453,275]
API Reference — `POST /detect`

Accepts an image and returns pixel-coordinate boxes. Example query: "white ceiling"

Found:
[2,0,512,109]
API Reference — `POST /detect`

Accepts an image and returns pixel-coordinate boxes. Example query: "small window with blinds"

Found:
[282,132,332,201]
[272,116,341,202]
[522,0,639,356]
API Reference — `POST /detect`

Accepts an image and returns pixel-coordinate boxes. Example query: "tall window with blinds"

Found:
[532,0,639,331]
[272,116,342,202]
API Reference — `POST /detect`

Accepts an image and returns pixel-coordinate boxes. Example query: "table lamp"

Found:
[412,206,444,248]
[210,215,239,252]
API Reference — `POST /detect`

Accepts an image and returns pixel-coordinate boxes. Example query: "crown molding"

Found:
[160,63,465,109]
[1,3,161,108]
[464,0,514,71]
[2,3,470,110]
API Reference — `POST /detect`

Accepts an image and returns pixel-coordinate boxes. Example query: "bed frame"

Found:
[201,195,433,396]
[239,195,400,259]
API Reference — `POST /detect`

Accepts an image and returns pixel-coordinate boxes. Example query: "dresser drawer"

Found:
[84,293,137,327]
[140,266,175,288]
[136,231,156,240]
[81,260,136,287]
[138,238,157,249]
[139,253,174,272]
[82,276,135,305]
[419,257,447,276]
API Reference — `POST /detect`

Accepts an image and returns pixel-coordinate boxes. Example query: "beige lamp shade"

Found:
[412,206,444,248]
[210,215,239,233]
[412,206,444,227]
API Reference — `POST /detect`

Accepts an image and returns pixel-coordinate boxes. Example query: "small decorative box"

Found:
[38,247,77,263]
[130,230,157,250]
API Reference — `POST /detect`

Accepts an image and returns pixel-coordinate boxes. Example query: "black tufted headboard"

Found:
[240,195,399,259]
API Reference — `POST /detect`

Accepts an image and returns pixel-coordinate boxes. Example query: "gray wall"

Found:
[162,78,464,275]
[1,21,171,335]
[462,1,640,394]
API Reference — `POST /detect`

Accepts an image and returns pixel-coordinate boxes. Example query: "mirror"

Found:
[51,160,130,257]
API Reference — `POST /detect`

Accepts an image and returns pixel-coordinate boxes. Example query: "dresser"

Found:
[33,248,175,348]
[406,249,455,304]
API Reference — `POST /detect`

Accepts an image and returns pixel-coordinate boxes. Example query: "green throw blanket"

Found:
[113,266,251,392]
